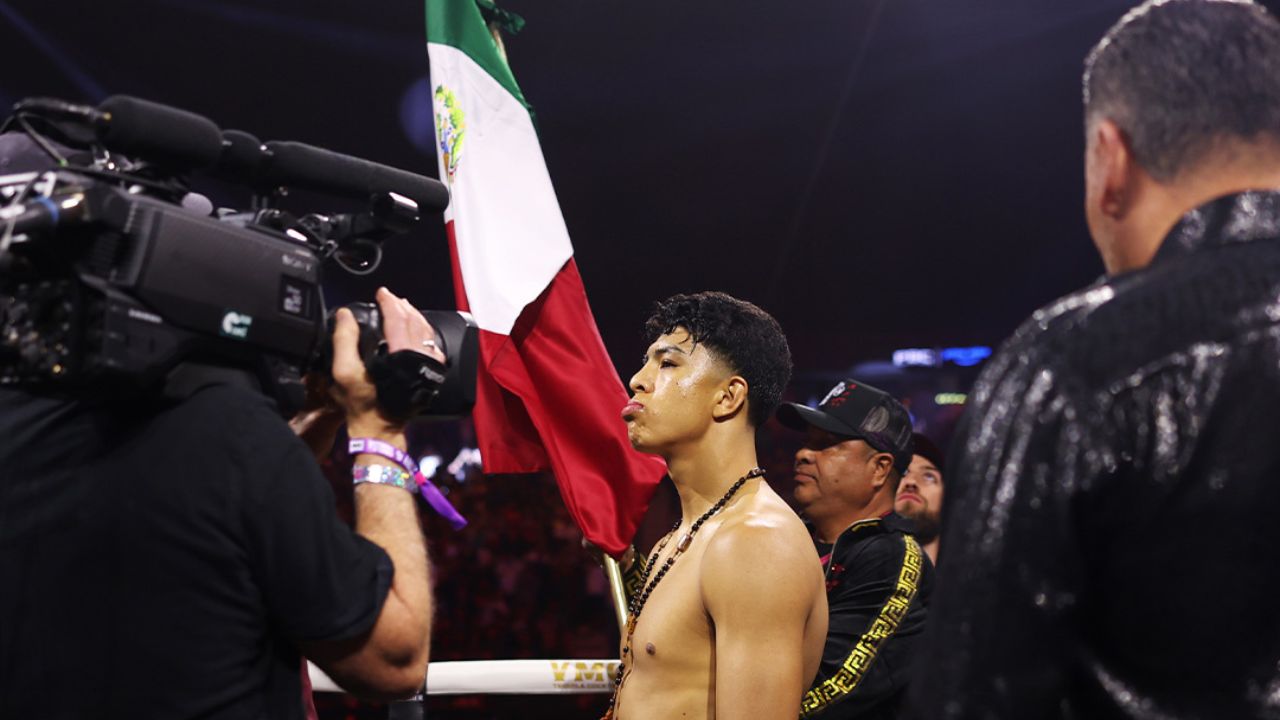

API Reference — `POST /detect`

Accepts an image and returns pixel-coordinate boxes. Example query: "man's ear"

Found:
[1091,119,1136,220]
[712,376,749,421]
[869,453,895,490]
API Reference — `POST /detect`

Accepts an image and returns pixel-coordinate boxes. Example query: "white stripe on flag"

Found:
[428,42,574,335]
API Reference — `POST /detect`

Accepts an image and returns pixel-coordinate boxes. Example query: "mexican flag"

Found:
[425,0,666,556]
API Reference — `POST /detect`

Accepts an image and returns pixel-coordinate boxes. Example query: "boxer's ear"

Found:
[712,375,749,422]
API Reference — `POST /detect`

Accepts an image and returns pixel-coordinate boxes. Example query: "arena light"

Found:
[448,447,482,481]
[892,348,940,368]
[939,346,992,367]
[893,346,992,368]
[934,393,968,405]
[418,454,443,479]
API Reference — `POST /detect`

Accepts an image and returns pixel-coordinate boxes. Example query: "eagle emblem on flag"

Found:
[433,85,466,182]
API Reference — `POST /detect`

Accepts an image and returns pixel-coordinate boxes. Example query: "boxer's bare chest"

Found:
[611,527,718,719]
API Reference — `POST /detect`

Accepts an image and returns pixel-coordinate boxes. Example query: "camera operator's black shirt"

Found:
[0,383,393,720]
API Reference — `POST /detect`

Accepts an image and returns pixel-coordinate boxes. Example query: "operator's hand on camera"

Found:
[330,287,444,443]
[288,371,344,461]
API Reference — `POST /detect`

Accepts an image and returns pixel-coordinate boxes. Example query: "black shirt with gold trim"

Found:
[803,513,933,720]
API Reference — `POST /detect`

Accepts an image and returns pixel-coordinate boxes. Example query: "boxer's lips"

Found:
[621,401,644,419]
[897,492,924,505]
[793,471,816,485]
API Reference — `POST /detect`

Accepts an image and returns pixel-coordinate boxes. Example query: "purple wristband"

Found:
[348,437,468,531]
[348,438,417,474]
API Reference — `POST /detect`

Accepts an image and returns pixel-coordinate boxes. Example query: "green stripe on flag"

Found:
[426,0,529,110]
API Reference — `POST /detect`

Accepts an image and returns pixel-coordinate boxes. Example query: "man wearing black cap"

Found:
[893,434,945,566]
[778,380,933,720]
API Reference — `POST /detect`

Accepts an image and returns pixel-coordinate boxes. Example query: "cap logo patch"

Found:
[861,406,890,433]
[819,379,860,407]
[821,382,855,408]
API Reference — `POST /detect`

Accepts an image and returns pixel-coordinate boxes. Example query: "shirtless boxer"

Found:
[607,291,827,720]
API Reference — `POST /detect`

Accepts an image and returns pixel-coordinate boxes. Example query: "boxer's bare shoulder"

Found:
[700,481,828,719]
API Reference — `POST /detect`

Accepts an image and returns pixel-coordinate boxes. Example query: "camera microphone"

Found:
[12,96,224,171]
[10,97,448,212]
[12,98,108,126]
[211,129,270,188]
[96,95,224,169]
[261,141,449,213]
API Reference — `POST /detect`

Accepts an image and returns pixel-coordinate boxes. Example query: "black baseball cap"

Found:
[776,379,914,473]
[910,433,945,475]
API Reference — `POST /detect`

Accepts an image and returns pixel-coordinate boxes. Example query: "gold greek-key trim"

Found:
[800,536,923,717]
[621,552,647,603]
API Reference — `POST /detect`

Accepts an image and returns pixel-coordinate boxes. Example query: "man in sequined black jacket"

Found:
[910,2,1280,719]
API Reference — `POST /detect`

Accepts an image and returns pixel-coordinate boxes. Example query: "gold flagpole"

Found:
[489,25,508,62]
[603,556,629,634]
[485,2,509,62]
[483,1,626,636]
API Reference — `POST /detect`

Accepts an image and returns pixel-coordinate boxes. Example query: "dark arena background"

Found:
[7,1,1278,717]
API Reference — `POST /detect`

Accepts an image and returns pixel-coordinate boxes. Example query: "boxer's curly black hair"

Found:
[644,291,792,428]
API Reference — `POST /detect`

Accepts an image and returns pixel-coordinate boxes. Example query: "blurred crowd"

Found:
[314,424,620,720]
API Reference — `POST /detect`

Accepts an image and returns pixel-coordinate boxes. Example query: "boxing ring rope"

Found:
[309,659,618,696]
[305,557,629,699]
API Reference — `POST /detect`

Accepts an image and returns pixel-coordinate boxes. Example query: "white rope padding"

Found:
[309,659,619,695]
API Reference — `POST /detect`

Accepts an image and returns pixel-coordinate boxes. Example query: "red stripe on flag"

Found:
[446,221,665,555]
[446,222,547,470]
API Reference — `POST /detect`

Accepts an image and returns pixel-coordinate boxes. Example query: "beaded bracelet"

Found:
[353,464,415,492]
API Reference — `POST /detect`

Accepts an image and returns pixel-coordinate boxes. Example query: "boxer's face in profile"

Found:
[624,327,732,454]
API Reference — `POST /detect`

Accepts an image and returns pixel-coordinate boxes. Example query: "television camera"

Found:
[0,95,476,419]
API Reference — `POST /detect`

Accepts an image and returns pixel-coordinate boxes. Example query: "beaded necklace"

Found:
[600,466,765,720]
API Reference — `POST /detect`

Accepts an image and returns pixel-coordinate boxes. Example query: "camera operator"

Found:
[0,284,436,718]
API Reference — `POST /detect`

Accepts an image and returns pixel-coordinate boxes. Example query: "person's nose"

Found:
[794,446,815,469]
[628,365,651,396]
